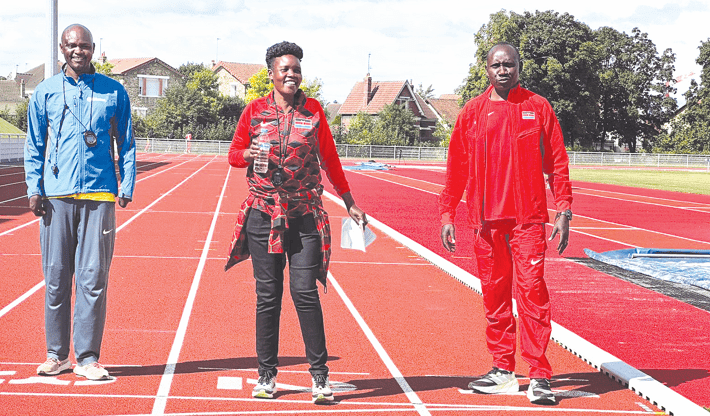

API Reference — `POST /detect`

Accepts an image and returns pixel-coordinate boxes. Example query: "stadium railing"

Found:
[0,133,25,163]
[4,137,707,170]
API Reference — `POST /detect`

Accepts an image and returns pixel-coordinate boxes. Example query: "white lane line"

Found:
[0,393,661,414]
[574,191,710,214]
[0,157,217,321]
[575,186,710,206]
[0,281,43,319]
[151,165,231,415]
[327,271,431,416]
[0,218,39,237]
[0,154,201,236]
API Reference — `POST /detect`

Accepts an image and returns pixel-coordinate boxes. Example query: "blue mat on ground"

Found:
[584,248,710,291]
[343,162,392,171]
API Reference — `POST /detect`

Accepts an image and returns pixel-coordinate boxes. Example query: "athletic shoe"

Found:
[73,362,110,380]
[468,367,519,394]
[311,374,334,403]
[252,372,277,399]
[527,378,556,405]
[37,358,71,375]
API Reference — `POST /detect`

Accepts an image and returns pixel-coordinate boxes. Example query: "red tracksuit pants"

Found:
[473,220,552,379]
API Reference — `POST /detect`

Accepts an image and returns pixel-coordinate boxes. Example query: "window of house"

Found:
[138,75,169,97]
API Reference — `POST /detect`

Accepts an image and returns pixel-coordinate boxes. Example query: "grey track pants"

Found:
[40,198,115,366]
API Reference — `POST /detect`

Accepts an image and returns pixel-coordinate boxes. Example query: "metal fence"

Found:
[4,136,710,170]
[0,134,24,162]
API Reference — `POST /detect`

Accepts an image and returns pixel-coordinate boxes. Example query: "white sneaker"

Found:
[468,367,519,394]
[252,373,277,399]
[73,362,110,380]
[312,374,334,403]
[37,358,71,375]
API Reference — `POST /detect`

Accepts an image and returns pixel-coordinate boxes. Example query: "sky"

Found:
[1,0,708,105]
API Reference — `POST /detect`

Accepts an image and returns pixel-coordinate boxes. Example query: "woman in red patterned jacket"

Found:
[225,41,367,403]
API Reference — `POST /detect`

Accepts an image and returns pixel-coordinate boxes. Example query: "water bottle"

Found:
[253,125,270,174]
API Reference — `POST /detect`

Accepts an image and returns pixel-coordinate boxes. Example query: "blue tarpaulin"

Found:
[343,162,392,171]
[584,248,710,291]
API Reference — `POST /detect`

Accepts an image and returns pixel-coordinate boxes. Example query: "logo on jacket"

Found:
[294,118,312,129]
[522,111,535,120]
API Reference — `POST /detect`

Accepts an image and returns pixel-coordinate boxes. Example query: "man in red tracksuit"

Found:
[438,43,572,405]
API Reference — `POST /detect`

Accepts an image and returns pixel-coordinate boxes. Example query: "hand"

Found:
[549,215,569,255]
[243,137,260,163]
[348,204,368,227]
[441,223,456,252]
[118,197,131,208]
[29,195,46,217]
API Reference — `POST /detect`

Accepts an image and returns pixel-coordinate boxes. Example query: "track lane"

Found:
[329,164,710,408]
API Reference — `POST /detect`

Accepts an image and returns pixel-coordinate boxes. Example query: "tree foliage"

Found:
[343,104,420,146]
[416,83,435,100]
[457,10,678,151]
[135,63,245,141]
[655,38,710,153]
[0,99,29,132]
[245,68,271,103]
[92,60,114,76]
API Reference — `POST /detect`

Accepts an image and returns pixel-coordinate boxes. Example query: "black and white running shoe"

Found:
[527,378,556,405]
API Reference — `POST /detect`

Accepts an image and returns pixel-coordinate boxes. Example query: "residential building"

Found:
[107,57,182,117]
[426,94,462,127]
[338,74,439,142]
[0,62,62,113]
[212,61,265,99]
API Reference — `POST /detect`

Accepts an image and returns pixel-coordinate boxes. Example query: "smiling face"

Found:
[60,25,94,79]
[486,45,520,99]
[268,54,302,99]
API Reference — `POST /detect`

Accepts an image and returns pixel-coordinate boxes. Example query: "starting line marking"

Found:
[217,377,242,390]
[0,392,663,414]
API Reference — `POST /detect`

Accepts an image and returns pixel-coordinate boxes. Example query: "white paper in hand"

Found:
[340,218,376,252]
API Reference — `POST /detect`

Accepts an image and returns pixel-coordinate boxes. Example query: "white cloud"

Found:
[1,0,706,103]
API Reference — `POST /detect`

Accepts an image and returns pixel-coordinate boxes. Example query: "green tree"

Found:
[596,27,677,152]
[373,103,419,145]
[178,62,208,84]
[433,119,453,147]
[416,83,435,100]
[344,112,376,144]
[92,60,114,76]
[245,68,272,103]
[656,39,710,153]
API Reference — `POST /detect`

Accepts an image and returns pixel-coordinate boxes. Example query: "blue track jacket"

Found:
[25,67,136,200]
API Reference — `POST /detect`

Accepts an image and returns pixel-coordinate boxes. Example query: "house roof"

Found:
[339,79,409,115]
[212,61,264,84]
[108,57,181,76]
[427,97,461,125]
[438,94,461,100]
[413,93,438,120]
[325,102,342,124]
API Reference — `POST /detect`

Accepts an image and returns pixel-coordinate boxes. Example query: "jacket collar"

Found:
[484,83,524,102]
[61,63,97,84]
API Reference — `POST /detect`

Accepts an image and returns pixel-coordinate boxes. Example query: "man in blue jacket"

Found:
[24,23,135,380]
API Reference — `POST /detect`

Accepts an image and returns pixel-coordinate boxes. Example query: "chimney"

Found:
[20,79,25,98]
[101,52,107,64]
[363,73,372,107]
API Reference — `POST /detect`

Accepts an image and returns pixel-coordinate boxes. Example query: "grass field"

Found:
[570,168,710,196]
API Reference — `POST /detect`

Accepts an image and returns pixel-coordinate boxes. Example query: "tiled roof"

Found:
[438,94,461,100]
[108,57,181,76]
[213,61,264,84]
[339,79,408,115]
[427,97,462,125]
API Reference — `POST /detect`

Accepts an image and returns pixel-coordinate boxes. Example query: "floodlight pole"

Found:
[46,0,59,79]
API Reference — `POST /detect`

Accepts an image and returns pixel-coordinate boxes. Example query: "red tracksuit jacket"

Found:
[439,85,572,227]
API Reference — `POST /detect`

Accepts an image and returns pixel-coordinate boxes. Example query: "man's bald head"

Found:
[60,24,95,80]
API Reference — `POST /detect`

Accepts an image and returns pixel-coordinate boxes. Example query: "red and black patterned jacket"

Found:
[225,90,350,287]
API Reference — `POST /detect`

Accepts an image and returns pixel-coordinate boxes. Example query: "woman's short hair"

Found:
[266,41,304,70]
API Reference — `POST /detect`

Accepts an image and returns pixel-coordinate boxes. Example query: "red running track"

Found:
[0,154,691,415]
[327,163,710,409]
